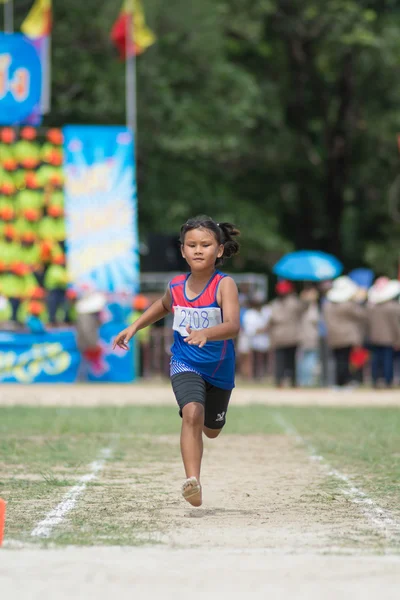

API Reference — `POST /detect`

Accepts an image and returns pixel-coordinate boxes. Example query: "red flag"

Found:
[110,0,155,60]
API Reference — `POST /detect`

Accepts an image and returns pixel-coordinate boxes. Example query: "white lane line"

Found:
[274,413,400,543]
[31,448,111,539]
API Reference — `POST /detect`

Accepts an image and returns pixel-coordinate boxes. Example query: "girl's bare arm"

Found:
[113,287,172,350]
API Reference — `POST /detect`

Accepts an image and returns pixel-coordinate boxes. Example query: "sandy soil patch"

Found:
[1,547,400,600]
[1,382,400,407]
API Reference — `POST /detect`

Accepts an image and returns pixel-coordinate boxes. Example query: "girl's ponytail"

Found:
[217,222,240,265]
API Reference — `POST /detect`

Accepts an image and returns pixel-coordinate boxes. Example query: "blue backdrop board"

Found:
[63,126,139,294]
[0,330,80,383]
[0,327,134,383]
[0,33,42,125]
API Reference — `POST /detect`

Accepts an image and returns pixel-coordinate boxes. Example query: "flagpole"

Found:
[125,2,136,133]
[3,0,13,33]
[42,34,52,113]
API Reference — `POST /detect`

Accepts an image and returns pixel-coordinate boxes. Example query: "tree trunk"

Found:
[324,52,354,258]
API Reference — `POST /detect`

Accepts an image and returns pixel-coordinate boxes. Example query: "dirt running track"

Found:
[1,382,400,406]
[1,384,400,599]
[1,548,400,600]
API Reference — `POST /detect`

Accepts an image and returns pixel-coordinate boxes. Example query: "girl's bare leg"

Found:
[180,402,204,506]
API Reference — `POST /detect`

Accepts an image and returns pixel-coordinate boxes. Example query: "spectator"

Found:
[237,291,271,380]
[268,280,305,387]
[298,287,320,387]
[366,277,400,388]
[236,291,251,379]
[323,276,366,388]
[317,280,335,387]
[75,291,106,380]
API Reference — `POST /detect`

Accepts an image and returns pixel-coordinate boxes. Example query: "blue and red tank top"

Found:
[169,270,235,390]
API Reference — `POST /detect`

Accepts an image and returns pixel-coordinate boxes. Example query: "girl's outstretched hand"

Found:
[113,326,135,351]
[184,325,208,348]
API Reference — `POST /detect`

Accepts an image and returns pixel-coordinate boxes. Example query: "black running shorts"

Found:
[171,371,232,430]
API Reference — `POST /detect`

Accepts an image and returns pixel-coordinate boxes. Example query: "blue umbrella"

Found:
[273,250,343,282]
[348,268,374,289]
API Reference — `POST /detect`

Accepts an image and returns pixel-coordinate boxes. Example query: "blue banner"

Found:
[0,326,134,383]
[0,33,42,125]
[0,330,80,383]
[63,126,139,294]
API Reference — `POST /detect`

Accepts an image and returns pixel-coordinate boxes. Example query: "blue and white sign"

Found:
[0,330,80,383]
[0,325,134,383]
[63,125,139,294]
[0,33,42,125]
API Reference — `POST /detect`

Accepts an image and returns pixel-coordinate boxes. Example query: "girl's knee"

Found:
[182,402,204,427]
[203,426,222,439]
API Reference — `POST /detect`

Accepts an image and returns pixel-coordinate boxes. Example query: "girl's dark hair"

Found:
[180,215,240,265]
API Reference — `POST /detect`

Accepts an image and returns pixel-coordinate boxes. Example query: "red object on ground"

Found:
[0,498,6,547]
[350,347,370,370]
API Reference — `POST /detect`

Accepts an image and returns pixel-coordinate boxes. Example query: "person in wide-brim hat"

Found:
[368,277,400,305]
[326,276,359,303]
[366,277,400,388]
[76,291,106,315]
[324,276,366,387]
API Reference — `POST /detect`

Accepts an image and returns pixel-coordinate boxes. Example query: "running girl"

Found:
[113,215,240,507]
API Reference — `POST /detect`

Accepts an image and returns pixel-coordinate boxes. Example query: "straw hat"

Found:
[368,277,400,304]
[76,291,106,314]
[326,276,359,303]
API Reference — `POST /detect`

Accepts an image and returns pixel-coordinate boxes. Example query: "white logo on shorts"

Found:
[215,412,225,422]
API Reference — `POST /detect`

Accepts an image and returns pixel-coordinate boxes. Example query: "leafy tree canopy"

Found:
[13,0,400,275]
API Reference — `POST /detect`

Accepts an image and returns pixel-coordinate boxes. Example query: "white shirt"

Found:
[242,306,271,351]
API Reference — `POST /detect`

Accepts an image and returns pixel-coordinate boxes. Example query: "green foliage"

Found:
[14,0,400,273]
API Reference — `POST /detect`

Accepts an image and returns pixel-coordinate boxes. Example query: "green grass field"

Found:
[1,404,400,548]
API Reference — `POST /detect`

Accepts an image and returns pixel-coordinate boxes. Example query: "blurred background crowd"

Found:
[235,275,400,390]
[104,271,400,390]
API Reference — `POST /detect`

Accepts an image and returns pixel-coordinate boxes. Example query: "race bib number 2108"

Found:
[173,306,222,337]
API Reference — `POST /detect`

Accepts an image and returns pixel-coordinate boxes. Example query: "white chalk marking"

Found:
[274,413,400,543]
[31,448,111,539]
